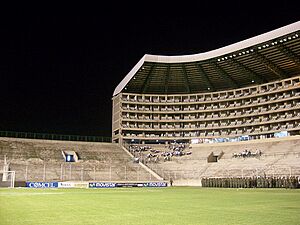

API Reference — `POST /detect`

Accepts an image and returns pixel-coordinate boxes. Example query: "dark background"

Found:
[0,5,299,137]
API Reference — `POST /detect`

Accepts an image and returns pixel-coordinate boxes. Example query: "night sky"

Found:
[0,6,299,137]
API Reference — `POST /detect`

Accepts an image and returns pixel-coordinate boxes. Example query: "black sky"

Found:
[0,5,299,137]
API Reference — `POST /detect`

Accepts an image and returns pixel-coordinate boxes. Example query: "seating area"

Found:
[128,143,191,164]
[139,136,300,184]
[1,135,299,185]
[0,137,158,182]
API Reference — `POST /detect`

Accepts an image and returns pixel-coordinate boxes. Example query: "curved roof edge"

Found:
[113,21,300,96]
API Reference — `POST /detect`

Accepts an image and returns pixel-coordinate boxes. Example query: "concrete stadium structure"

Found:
[0,137,161,183]
[146,136,300,185]
[110,21,300,184]
[1,22,300,186]
[112,21,300,145]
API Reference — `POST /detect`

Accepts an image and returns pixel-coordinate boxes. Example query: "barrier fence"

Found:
[10,163,158,182]
[0,130,111,143]
[9,162,299,182]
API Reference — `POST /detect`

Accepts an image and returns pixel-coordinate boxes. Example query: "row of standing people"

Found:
[201,176,299,189]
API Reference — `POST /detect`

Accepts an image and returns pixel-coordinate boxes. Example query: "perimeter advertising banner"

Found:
[89,182,168,188]
[58,182,88,188]
[26,181,167,188]
[146,182,168,187]
[89,182,116,188]
[26,182,58,188]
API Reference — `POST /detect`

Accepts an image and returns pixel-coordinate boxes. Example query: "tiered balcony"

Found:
[113,76,300,142]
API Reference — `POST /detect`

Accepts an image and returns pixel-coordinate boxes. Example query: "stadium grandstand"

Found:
[0,136,161,187]
[1,21,300,188]
[112,21,300,185]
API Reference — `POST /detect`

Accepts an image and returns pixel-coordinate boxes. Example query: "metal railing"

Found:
[9,163,156,182]
[0,130,111,143]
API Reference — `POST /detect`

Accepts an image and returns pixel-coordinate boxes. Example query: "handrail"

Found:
[0,130,111,143]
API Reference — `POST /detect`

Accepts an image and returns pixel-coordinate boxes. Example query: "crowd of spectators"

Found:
[232,148,262,158]
[201,176,299,189]
[129,143,191,164]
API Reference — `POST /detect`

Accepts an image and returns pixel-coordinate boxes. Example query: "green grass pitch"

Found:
[0,187,299,225]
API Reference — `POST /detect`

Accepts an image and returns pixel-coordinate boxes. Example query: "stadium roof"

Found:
[113,21,300,96]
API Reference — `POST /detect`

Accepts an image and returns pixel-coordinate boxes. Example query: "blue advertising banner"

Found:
[89,182,116,188]
[89,182,168,188]
[145,182,168,187]
[26,182,58,188]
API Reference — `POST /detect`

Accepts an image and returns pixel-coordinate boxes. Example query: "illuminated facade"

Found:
[112,21,300,144]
